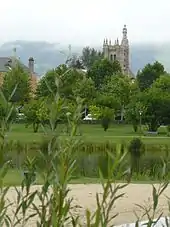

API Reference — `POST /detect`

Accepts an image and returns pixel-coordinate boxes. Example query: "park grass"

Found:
[3,169,104,186]
[3,169,162,186]
[6,123,170,145]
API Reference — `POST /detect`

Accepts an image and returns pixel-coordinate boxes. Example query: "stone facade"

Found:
[103,25,131,75]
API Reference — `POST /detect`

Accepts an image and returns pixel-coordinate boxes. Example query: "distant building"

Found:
[0,56,38,94]
[103,25,133,76]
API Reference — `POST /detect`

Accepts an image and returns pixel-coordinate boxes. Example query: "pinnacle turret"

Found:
[122,24,127,39]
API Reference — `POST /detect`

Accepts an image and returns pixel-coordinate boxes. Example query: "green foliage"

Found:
[141,88,170,131]
[2,64,31,104]
[100,107,113,131]
[89,105,101,119]
[152,74,170,92]
[36,64,68,98]
[103,75,131,106]
[0,91,17,131]
[37,64,95,104]
[81,46,103,69]
[137,61,166,91]
[125,98,146,132]
[89,105,114,131]
[102,75,132,121]
[88,58,122,89]
[23,99,49,132]
[72,73,96,103]
[95,94,119,110]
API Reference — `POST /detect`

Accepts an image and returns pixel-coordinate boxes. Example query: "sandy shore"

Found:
[5,183,170,226]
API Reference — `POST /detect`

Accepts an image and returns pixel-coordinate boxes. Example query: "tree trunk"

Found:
[33,123,39,133]
[120,106,124,122]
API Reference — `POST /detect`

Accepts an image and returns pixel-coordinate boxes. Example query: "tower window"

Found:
[114,54,116,60]
[110,54,113,61]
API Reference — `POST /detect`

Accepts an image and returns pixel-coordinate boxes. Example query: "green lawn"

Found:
[3,169,104,186]
[6,123,170,145]
[3,169,162,186]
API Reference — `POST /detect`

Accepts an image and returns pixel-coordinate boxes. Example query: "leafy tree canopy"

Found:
[87,58,122,89]
[151,74,170,92]
[23,98,49,132]
[2,64,31,104]
[136,61,166,91]
[81,47,103,70]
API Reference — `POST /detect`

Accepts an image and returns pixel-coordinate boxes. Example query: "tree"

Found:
[128,76,170,132]
[23,99,49,133]
[151,75,170,127]
[37,64,96,104]
[136,61,166,91]
[66,55,84,69]
[88,58,122,89]
[73,75,96,103]
[95,94,119,110]
[125,98,146,132]
[89,104,114,131]
[36,64,68,98]
[2,65,31,104]
[102,75,131,121]
[136,88,170,132]
[151,74,170,92]
[81,47,103,70]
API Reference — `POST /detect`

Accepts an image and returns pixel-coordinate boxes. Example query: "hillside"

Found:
[0,41,170,76]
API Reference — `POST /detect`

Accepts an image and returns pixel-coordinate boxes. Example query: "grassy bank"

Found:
[7,123,170,144]
[3,169,166,186]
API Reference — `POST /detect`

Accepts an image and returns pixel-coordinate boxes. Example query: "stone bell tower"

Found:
[103,25,131,75]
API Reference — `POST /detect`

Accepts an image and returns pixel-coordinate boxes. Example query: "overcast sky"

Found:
[1,0,170,46]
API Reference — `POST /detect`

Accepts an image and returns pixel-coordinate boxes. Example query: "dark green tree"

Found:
[136,61,166,91]
[81,47,103,69]
[36,64,69,98]
[136,88,170,132]
[102,75,131,121]
[23,98,49,133]
[2,65,31,104]
[88,58,122,89]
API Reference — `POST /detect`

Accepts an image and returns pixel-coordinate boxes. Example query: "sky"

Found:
[1,0,170,46]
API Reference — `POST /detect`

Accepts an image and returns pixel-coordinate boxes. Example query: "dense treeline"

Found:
[1,46,170,134]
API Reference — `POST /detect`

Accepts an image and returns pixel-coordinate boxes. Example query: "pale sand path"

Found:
[5,184,170,226]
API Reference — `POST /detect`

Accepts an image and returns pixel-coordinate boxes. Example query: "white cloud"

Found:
[0,0,169,45]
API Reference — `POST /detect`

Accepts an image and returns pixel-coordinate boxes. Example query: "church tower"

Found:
[103,25,131,75]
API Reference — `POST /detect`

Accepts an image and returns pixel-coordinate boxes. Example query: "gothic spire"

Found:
[122,24,127,39]
[121,24,128,46]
